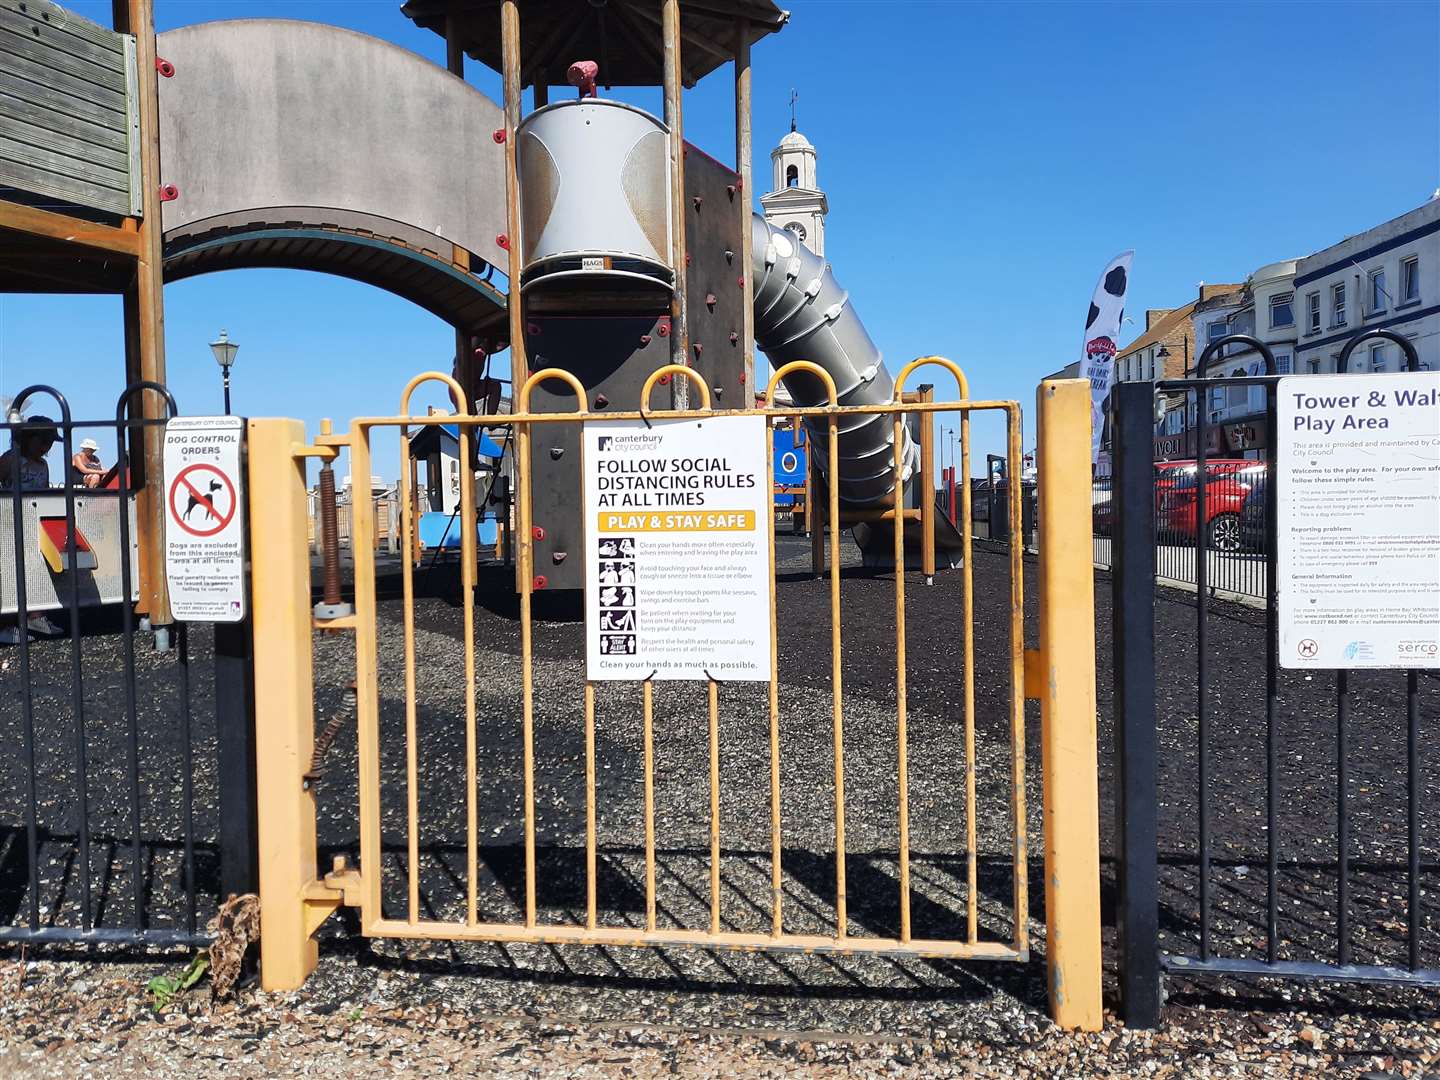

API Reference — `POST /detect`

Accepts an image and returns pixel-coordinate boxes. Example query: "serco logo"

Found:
[1399,642,1438,656]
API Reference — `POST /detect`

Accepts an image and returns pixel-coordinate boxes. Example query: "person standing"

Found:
[0,416,65,643]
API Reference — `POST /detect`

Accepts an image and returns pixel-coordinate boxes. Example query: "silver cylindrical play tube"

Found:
[516,99,673,294]
[750,215,919,507]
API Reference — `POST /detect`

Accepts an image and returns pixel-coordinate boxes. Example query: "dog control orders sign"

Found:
[1277,372,1440,669]
[163,417,247,623]
[583,415,772,681]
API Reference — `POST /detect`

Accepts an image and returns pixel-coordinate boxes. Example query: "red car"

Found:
[1158,460,1261,550]
[1093,460,1216,534]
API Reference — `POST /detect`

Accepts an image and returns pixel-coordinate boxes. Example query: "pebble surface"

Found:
[3,954,1439,1077]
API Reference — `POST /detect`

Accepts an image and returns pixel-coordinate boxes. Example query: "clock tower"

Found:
[760,123,828,256]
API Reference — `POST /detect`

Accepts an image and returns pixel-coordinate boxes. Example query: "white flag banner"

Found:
[1081,251,1134,462]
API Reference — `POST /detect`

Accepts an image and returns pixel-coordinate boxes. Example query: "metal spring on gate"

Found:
[303,680,357,790]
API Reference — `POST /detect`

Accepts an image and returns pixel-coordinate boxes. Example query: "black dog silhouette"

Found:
[183,479,224,522]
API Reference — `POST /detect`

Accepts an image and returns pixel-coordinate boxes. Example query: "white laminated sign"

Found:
[583,414,773,681]
[1277,372,1439,669]
[163,416,247,622]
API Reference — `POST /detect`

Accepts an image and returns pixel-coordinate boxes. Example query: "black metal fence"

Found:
[1111,332,1437,1026]
[969,478,1037,551]
[1094,464,1269,602]
[1,383,253,948]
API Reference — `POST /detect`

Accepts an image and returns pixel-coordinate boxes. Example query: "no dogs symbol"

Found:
[169,463,237,538]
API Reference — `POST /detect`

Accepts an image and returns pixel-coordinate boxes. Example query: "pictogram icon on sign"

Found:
[168,463,236,537]
[1297,639,1319,659]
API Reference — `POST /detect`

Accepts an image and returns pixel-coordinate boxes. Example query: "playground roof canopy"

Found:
[400,0,789,88]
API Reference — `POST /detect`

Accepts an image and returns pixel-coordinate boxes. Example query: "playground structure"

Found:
[4,0,960,601]
[771,419,808,530]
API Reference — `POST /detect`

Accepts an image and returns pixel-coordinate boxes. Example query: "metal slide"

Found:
[750,215,964,562]
[750,214,919,506]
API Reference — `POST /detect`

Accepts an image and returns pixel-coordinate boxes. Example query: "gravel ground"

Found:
[3,536,1438,1076]
[2,953,1438,1077]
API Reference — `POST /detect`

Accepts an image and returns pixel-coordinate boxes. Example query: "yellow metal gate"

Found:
[244,362,1102,1030]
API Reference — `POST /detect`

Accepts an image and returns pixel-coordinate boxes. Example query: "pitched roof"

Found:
[1115,301,1196,360]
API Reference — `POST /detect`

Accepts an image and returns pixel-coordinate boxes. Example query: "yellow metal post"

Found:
[1035,379,1102,1031]
[919,385,936,580]
[248,419,324,991]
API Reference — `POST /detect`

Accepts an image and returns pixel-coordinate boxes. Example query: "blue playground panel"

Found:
[419,511,499,549]
[773,427,807,506]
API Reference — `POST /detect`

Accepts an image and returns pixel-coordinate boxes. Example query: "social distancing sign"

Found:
[164,417,247,622]
[583,415,773,681]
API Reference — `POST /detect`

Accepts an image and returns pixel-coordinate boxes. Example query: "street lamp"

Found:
[210,329,239,415]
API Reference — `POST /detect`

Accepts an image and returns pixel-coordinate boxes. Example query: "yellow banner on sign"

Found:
[598,510,756,533]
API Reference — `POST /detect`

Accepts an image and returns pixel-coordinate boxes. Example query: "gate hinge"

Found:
[1023,648,1045,702]
[301,855,363,938]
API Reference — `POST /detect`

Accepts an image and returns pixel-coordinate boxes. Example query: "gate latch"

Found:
[301,855,364,937]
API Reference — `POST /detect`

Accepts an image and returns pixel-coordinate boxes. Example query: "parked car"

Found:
[1238,469,1270,551]
[1095,461,1227,536]
[1157,459,1260,551]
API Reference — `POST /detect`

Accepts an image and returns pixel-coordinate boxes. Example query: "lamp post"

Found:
[1154,344,1179,455]
[210,329,239,415]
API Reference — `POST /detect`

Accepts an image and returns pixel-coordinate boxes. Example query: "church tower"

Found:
[760,120,828,255]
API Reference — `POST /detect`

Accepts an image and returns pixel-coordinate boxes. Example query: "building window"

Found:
[786,164,798,188]
[1370,344,1388,372]
[1269,292,1294,329]
[1306,357,1321,374]
[1228,369,1247,409]
[1401,256,1420,304]
[1274,352,1291,374]
[1369,268,1387,315]
[1306,292,1320,333]
[1207,321,1227,343]
[1332,282,1347,326]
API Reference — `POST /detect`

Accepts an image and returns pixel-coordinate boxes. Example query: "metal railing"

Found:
[970,480,1037,552]
[1,383,215,947]
[243,368,1105,1029]
[1110,331,1437,1027]
[356,359,1027,959]
[1093,463,1268,602]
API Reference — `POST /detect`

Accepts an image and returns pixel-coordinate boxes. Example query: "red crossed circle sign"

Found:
[169,463,237,538]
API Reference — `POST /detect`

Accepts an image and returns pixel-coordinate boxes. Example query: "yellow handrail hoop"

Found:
[893,355,970,401]
[640,364,712,413]
[398,371,470,417]
[517,367,590,414]
[764,360,839,407]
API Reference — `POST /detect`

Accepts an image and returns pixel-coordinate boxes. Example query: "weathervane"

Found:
[789,87,798,132]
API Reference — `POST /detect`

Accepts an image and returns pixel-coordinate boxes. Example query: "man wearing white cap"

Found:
[71,438,106,489]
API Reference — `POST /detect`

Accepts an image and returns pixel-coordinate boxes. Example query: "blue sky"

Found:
[2,0,1437,479]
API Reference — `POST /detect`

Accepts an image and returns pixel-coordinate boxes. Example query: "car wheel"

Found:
[1208,512,1241,552]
